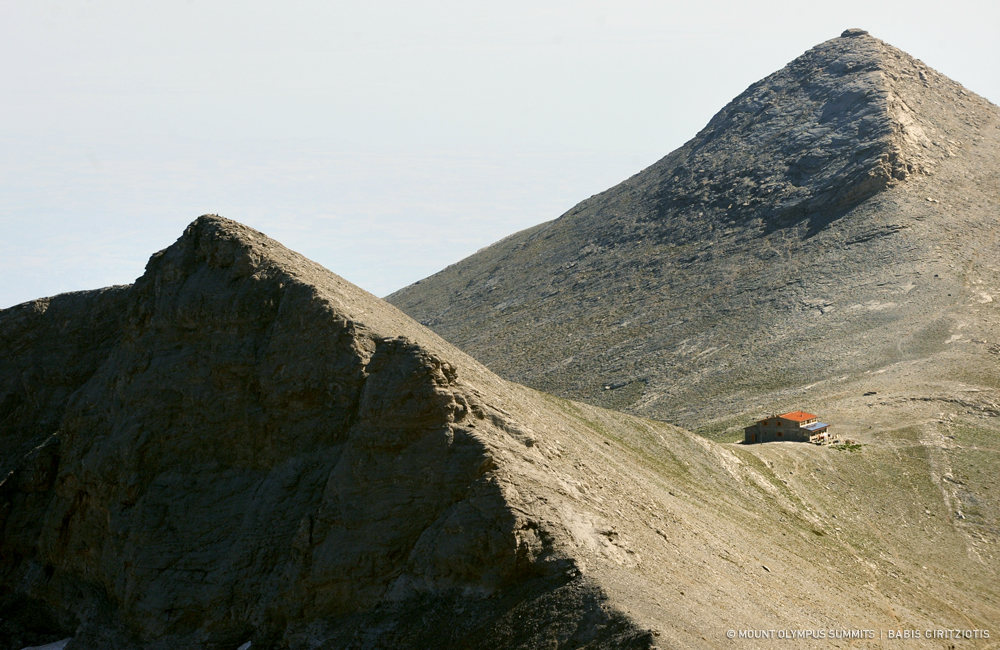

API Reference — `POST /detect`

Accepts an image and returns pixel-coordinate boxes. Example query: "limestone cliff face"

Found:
[0,217,649,650]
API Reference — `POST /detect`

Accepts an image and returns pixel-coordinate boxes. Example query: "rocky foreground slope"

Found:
[3,217,999,649]
[388,29,1000,438]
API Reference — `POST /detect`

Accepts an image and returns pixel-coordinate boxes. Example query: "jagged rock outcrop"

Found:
[0,217,654,649]
[388,29,1000,433]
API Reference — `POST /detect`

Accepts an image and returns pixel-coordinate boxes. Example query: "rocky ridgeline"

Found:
[3,217,999,649]
[0,217,656,649]
[388,29,1000,432]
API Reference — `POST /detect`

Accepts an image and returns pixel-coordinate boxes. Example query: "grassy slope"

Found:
[489,376,1000,648]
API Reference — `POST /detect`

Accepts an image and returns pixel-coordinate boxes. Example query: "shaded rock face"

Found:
[0,288,130,479]
[387,30,1000,431]
[0,218,651,649]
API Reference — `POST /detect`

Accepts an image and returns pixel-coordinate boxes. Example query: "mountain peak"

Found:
[389,32,1000,428]
[509,28,995,249]
[628,29,956,239]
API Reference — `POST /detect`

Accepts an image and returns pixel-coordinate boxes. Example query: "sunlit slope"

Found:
[493,382,1000,647]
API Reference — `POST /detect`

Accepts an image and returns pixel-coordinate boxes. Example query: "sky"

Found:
[2,1,998,308]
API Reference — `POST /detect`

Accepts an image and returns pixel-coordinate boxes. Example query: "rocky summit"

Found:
[388,29,1000,438]
[1,217,655,649]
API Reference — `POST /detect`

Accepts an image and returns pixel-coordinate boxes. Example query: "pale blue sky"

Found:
[2,1,997,307]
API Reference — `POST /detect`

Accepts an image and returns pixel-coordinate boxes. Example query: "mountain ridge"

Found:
[3,215,1000,648]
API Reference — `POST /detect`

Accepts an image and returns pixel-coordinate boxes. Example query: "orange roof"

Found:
[779,410,817,422]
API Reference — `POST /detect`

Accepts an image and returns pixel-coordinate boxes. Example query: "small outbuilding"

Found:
[744,410,830,444]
